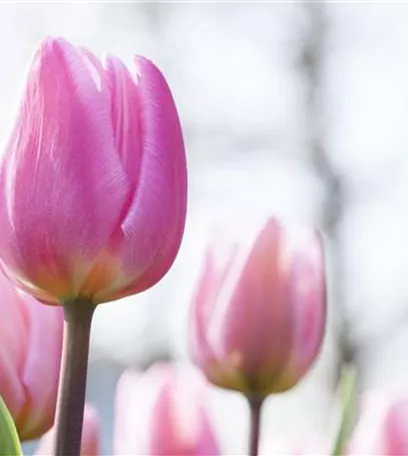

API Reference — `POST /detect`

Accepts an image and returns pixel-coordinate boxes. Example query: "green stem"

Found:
[247,395,264,456]
[331,366,357,456]
[54,298,96,456]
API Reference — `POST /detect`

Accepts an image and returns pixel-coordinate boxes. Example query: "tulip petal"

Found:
[17,295,63,440]
[211,220,293,383]
[0,273,27,421]
[80,405,100,456]
[382,399,408,455]
[348,393,408,455]
[148,366,219,455]
[190,249,229,372]
[272,229,326,391]
[109,56,187,297]
[190,246,247,390]
[114,365,220,456]
[0,37,130,300]
[0,269,63,440]
[104,55,142,196]
[114,370,143,455]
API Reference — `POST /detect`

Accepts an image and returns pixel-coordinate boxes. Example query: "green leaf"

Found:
[0,396,22,456]
[331,366,357,456]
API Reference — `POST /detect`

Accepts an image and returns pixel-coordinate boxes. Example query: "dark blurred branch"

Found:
[300,3,353,367]
[301,2,343,234]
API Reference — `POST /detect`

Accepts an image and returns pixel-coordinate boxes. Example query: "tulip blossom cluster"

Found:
[0,35,333,456]
[0,35,188,456]
[35,365,220,456]
[34,369,408,456]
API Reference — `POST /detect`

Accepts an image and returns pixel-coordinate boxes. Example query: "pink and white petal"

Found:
[0,271,28,422]
[190,250,223,371]
[273,229,326,391]
[162,367,220,455]
[112,56,187,294]
[114,369,144,455]
[146,365,220,455]
[114,365,219,456]
[79,404,100,456]
[147,370,182,455]
[215,219,292,376]
[384,398,408,455]
[103,55,143,195]
[18,294,63,440]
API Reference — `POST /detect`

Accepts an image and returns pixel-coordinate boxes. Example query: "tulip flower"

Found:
[189,217,326,397]
[35,403,100,456]
[0,36,187,306]
[348,393,408,455]
[114,364,220,455]
[0,269,63,441]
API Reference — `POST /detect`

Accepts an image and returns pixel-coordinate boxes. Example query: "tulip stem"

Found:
[247,395,264,456]
[54,298,96,456]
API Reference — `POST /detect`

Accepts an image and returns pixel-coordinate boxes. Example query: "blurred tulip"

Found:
[35,403,99,455]
[189,217,326,396]
[0,269,63,440]
[0,36,187,305]
[260,435,330,455]
[114,364,220,455]
[348,393,408,455]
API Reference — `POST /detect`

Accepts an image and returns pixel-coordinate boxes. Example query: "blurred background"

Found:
[1,2,408,454]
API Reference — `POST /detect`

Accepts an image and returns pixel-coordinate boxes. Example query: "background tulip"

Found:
[35,403,100,456]
[0,269,63,441]
[189,217,326,397]
[260,435,330,455]
[114,364,220,455]
[348,393,408,455]
[0,36,187,305]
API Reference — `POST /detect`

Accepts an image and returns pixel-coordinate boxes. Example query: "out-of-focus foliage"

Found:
[0,396,21,456]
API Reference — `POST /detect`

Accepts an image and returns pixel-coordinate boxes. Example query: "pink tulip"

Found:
[114,364,220,455]
[348,393,408,455]
[0,36,187,305]
[0,269,63,440]
[189,217,326,396]
[35,403,99,455]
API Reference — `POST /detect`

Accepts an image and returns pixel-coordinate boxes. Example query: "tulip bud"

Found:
[35,403,99,455]
[189,217,326,397]
[0,269,63,440]
[0,36,187,305]
[114,364,220,455]
[348,393,408,455]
